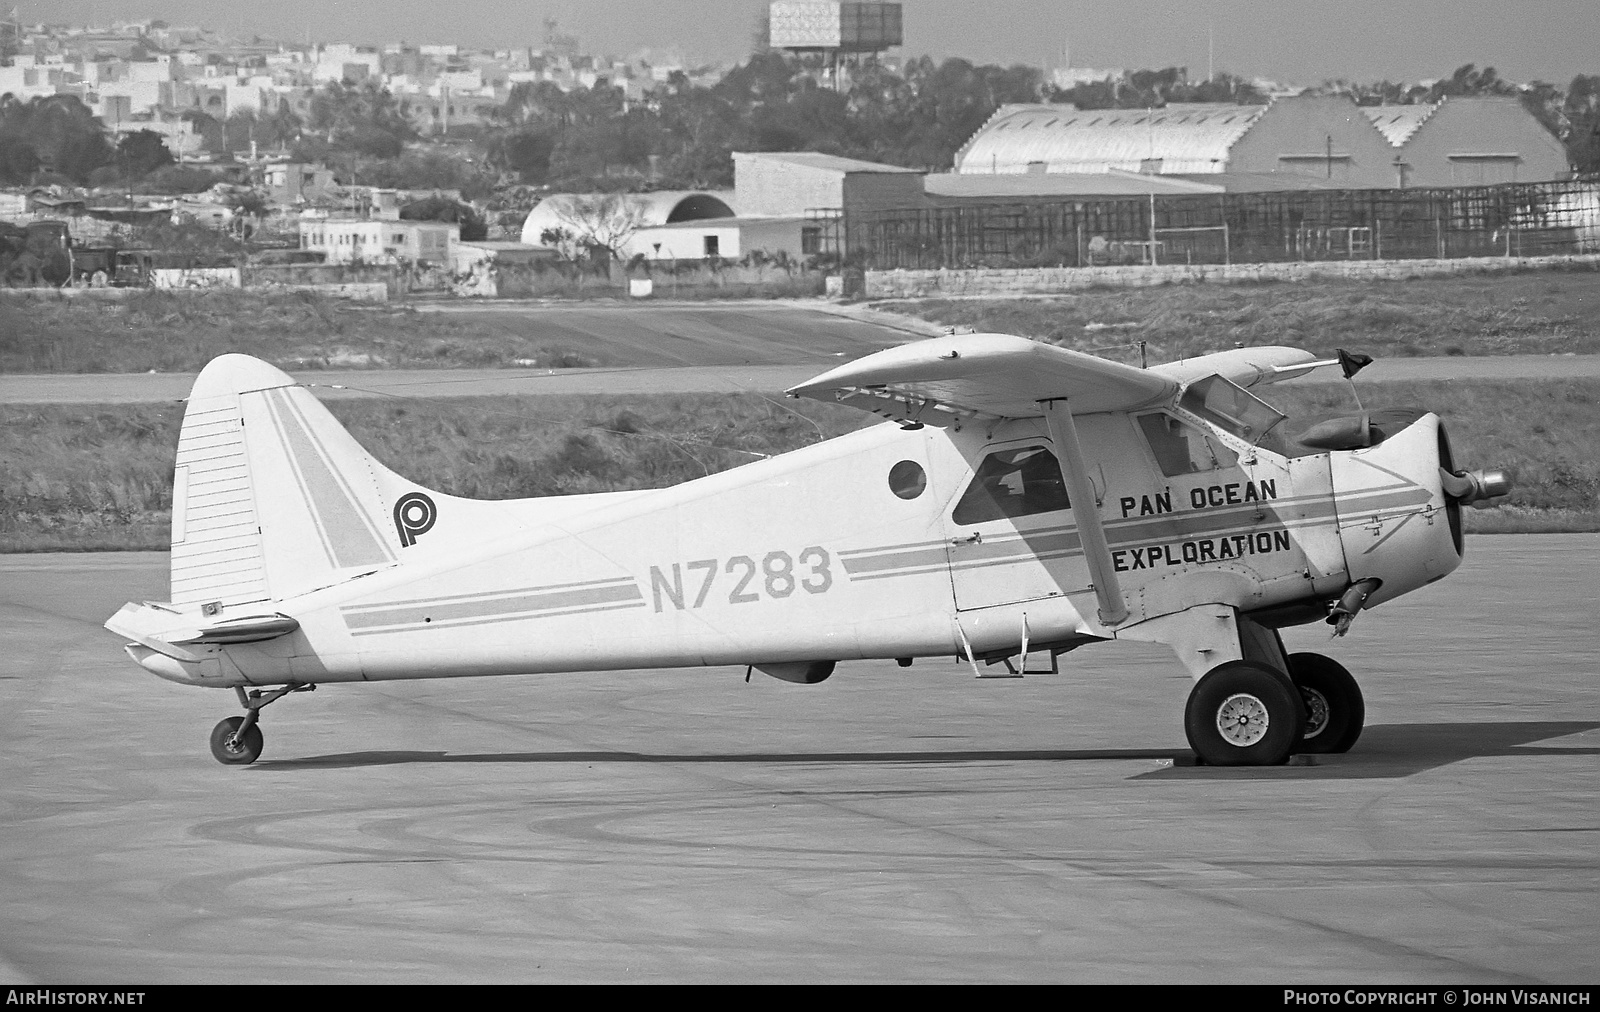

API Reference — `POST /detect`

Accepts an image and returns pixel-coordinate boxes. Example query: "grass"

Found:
[6,268,1598,375]
[3,378,1595,552]
[881,268,1600,362]
[0,289,605,374]
[0,394,868,552]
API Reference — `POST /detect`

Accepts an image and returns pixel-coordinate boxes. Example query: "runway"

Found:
[5,355,1597,405]
[1,536,1596,983]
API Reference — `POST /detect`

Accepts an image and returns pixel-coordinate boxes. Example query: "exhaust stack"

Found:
[1440,468,1514,508]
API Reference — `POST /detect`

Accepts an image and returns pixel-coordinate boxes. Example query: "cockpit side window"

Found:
[1138,412,1239,477]
[952,445,1071,525]
[1179,375,1289,453]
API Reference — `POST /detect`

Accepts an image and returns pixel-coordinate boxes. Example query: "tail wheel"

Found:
[1185,660,1306,766]
[1288,652,1365,754]
[210,715,264,765]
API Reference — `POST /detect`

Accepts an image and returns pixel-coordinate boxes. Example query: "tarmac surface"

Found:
[1,536,1596,983]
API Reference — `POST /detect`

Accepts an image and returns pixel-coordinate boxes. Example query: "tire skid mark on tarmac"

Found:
[263,689,1548,979]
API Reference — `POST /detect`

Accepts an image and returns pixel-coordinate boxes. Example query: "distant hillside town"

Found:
[1,5,1595,294]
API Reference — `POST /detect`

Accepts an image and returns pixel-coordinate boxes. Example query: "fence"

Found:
[487,258,829,300]
[852,177,1600,270]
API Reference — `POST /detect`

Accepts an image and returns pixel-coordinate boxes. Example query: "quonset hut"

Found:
[953,94,1570,189]
[520,190,737,259]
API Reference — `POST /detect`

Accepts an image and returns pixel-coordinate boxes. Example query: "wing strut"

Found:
[1040,399,1129,627]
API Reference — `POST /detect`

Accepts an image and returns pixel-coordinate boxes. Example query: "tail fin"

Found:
[171,355,413,608]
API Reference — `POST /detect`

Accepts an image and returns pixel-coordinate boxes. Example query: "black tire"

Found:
[1288,652,1364,754]
[1184,661,1306,766]
[209,715,264,765]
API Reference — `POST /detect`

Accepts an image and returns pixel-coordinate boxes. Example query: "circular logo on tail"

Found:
[394,492,437,548]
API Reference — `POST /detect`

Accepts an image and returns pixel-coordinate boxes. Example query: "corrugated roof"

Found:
[954,103,1269,176]
[735,151,923,174]
[924,172,1221,199]
[1164,172,1358,192]
[1363,103,1440,147]
[644,215,807,230]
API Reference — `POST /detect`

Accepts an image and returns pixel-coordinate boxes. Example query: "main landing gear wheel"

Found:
[210,715,264,765]
[1288,652,1365,754]
[1185,660,1307,766]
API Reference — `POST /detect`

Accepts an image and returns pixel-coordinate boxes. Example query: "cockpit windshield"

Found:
[1179,375,1288,452]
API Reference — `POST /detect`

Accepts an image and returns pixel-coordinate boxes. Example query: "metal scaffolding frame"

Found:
[850,177,1600,270]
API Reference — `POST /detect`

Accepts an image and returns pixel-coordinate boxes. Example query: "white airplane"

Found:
[106,335,1511,767]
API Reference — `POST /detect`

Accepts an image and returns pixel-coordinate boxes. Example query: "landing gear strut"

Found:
[209,683,314,765]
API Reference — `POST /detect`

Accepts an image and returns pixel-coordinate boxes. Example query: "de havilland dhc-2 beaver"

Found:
[106,334,1512,766]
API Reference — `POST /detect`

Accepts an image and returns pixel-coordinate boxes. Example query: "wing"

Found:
[1149,346,1323,388]
[787,334,1177,425]
[786,334,1177,426]
[787,336,1329,425]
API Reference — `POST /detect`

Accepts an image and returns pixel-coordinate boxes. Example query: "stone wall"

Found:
[865,253,1600,298]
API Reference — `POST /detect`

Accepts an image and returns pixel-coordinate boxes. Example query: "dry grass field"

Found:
[3,378,1594,552]
[884,267,1600,363]
[0,289,606,374]
[4,268,1597,374]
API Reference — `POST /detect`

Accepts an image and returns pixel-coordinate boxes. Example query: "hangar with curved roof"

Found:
[953,93,1569,189]
[520,190,735,247]
[1362,97,1570,187]
[956,103,1269,176]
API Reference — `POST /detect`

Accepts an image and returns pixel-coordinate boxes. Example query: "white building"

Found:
[300,218,459,265]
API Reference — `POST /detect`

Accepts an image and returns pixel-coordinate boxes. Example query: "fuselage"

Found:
[127,399,1462,690]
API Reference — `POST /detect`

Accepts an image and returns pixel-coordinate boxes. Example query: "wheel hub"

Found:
[1301,687,1330,739]
[1216,693,1270,746]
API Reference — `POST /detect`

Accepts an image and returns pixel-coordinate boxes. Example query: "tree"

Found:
[357,149,495,199]
[487,130,555,182]
[117,130,173,177]
[1425,64,1517,103]
[399,196,488,241]
[306,81,415,159]
[0,94,113,184]
[541,193,650,260]
[1566,75,1600,174]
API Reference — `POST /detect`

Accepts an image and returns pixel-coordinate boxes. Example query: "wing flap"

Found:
[787,334,1176,425]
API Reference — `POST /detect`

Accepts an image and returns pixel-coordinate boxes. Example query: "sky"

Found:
[22,0,1600,87]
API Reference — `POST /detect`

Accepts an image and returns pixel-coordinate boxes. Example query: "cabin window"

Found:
[888,460,926,500]
[1179,375,1288,452]
[703,235,720,257]
[801,226,821,255]
[1138,413,1238,476]
[952,446,1070,525]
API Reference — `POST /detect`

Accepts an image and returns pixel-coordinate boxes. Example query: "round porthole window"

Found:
[888,460,927,500]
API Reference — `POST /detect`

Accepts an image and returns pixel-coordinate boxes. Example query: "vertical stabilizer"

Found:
[170,355,406,609]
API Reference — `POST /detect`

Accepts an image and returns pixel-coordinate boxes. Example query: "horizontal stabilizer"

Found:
[105,602,299,659]
[171,613,301,644]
